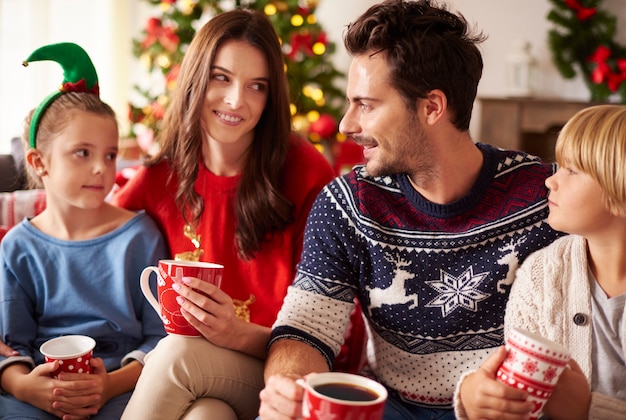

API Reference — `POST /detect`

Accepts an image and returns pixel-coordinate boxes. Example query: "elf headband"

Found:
[22,42,100,148]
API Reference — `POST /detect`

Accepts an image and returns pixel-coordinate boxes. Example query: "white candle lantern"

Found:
[506,39,538,97]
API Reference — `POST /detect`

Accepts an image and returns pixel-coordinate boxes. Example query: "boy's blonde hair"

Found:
[555,104,626,216]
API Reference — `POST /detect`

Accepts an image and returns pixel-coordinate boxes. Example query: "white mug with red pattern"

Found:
[496,328,571,420]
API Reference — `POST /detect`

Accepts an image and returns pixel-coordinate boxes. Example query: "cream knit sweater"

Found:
[505,234,626,418]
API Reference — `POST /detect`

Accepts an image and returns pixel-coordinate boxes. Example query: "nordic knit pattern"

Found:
[503,234,626,418]
[271,143,563,408]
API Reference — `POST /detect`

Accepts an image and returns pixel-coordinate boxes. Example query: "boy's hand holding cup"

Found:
[140,259,224,336]
[496,328,571,420]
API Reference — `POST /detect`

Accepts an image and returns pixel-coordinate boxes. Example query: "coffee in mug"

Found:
[299,372,387,420]
[313,382,379,402]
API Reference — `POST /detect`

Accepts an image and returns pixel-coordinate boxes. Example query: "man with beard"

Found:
[258,1,563,419]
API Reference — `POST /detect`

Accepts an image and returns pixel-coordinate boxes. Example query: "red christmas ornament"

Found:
[297,6,310,16]
[310,114,337,138]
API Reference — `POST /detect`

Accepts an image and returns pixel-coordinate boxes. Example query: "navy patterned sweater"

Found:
[270,143,563,408]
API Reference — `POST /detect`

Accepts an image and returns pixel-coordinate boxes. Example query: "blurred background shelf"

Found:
[478,97,596,162]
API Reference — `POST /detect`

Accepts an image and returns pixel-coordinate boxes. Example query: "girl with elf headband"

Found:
[1,9,336,418]
[0,42,168,419]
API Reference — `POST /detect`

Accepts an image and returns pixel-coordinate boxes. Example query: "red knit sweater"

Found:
[113,138,335,327]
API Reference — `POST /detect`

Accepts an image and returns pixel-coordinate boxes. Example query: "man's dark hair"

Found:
[344,0,486,131]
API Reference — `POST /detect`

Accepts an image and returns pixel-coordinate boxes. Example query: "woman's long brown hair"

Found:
[148,8,294,260]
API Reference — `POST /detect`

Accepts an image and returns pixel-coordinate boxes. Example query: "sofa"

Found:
[0,189,46,241]
[0,154,26,193]
[0,145,41,241]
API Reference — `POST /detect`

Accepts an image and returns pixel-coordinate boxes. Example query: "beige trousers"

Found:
[121,335,264,420]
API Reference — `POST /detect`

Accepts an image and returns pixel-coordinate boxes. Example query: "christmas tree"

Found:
[128,0,346,158]
[547,0,626,103]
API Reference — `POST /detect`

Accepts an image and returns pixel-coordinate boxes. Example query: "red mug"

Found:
[140,259,223,336]
[299,372,387,420]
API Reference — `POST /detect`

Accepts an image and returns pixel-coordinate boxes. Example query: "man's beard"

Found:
[361,113,432,179]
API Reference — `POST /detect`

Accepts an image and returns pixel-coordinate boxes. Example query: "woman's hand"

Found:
[459,346,533,419]
[174,276,243,348]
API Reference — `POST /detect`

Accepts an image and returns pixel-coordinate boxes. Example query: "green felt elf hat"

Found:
[22,42,100,148]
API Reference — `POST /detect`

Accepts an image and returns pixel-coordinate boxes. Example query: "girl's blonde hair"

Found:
[555,104,626,216]
[21,92,117,189]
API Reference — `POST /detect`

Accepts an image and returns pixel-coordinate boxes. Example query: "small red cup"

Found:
[140,259,224,336]
[299,372,387,420]
[496,328,571,420]
[40,335,95,378]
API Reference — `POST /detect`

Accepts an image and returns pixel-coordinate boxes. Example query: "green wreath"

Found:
[547,0,626,103]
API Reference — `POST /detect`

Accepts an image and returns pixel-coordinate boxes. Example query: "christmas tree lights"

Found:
[129,0,346,158]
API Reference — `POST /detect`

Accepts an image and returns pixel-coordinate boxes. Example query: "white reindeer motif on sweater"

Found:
[367,253,419,315]
[496,237,527,293]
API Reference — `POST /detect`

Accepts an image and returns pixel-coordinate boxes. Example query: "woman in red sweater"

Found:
[116,8,335,420]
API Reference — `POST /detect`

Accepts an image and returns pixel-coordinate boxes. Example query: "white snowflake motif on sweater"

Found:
[425,267,490,317]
